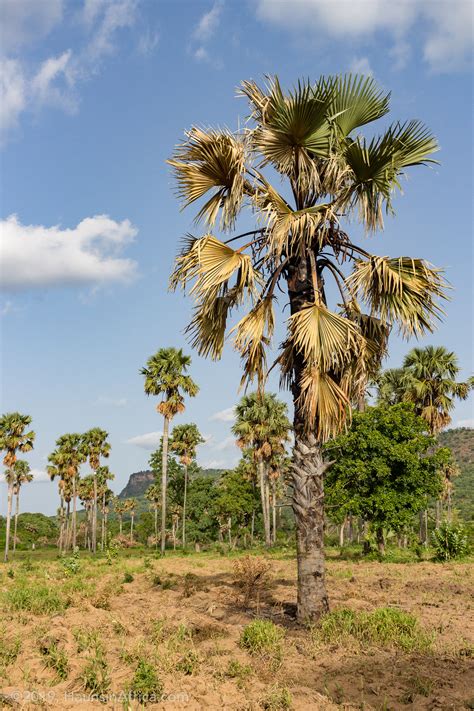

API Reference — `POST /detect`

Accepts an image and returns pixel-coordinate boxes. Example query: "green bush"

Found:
[61,549,81,576]
[240,619,285,657]
[81,648,110,696]
[432,521,469,561]
[39,639,69,681]
[128,659,164,703]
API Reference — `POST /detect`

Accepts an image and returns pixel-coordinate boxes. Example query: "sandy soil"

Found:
[0,553,473,710]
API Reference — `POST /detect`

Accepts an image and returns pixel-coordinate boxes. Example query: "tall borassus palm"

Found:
[83,428,111,553]
[12,459,33,554]
[168,75,447,621]
[145,482,161,549]
[232,393,291,547]
[0,412,35,562]
[169,423,204,548]
[141,348,199,554]
[48,433,86,551]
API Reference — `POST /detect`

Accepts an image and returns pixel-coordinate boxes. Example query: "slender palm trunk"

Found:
[119,514,123,535]
[72,476,77,550]
[130,514,134,544]
[92,473,98,553]
[182,463,188,548]
[271,485,277,545]
[58,496,65,553]
[250,510,255,545]
[104,510,108,547]
[258,459,271,546]
[65,499,71,552]
[161,416,170,554]
[339,518,346,547]
[288,255,330,622]
[154,506,158,550]
[4,482,14,562]
[13,489,20,554]
[101,492,106,551]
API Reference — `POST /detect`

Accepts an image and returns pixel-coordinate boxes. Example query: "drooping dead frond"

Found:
[232,296,275,388]
[287,302,362,371]
[185,287,241,360]
[298,366,351,442]
[347,256,448,337]
[168,127,251,229]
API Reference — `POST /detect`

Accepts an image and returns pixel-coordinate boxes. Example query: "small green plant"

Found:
[175,649,200,675]
[39,639,69,681]
[0,632,21,666]
[240,620,285,663]
[72,628,101,653]
[432,521,469,561]
[312,607,433,652]
[7,568,14,579]
[261,684,293,710]
[61,548,81,576]
[128,659,164,703]
[81,648,111,696]
[225,659,252,685]
[123,572,134,583]
[106,535,120,564]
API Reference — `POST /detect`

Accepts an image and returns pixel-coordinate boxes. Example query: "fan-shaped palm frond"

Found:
[298,366,351,442]
[329,74,390,137]
[347,256,448,336]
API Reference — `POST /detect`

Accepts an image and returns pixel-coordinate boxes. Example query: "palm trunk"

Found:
[92,473,97,553]
[13,489,20,554]
[130,514,134,544]
[65,499,71,552]
[258,459,271,546]
[119,514,123,535]
[101,492,106,551]
[271,486,277,545]
[250,510,255,545]
[435,500,441,530]
[72,476,77,551]
[4,482,14,562]
[154,506,158,550]
[161,416,170,555]
[339,518,346,547]
[376,526,385,556]
[58,496,65,553]
[182,463,188,548]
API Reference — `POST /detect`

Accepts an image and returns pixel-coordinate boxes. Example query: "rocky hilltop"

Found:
[118,470,155,499]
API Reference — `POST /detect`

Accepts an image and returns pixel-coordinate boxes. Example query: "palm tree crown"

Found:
[168,75,447,441]
[141,347,199,418]
[0,412,35,468]
[170,423,204,465]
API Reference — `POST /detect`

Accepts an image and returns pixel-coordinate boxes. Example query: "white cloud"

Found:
[0,0,63,54]
[193,1,223,42]
[213,436,237,452]
[31,468,51,483]
[194,46,209,62]
[209,407,235,423]
[255,0,473,72]
[455,419,474,429]
[349,56,373,76]
[95,395,128,408]
[126,431,162,450]
[137,29,160,55]
[0,214,138,290]
[201,459,228,469]
[0,0,138,144]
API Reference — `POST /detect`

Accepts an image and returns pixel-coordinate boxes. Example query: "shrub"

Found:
[123,572,134,584]
[240,620,285,659]
[233,556,271,607]
[81,648,110,696]
[225,659,252,684]
[261,684,293,710]
[312,607,433,652]
[432,521,469,561]
[175,649,200,675]
[61,549,81,576]
[128,659,164,703]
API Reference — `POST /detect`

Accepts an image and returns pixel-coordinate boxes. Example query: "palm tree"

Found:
[377,368,410,406]
[78,475,95,550]
[96,466,114,550]
[169,423,204,547]
[11,460,33,554]
[82,428,111,553]
[233,393,291,547]
[125,499,136,544]
[48,434,86,551]
[145,483,161,549]
[113,498,127,535]
[267,452,291,545]
[1,412,35,562]
[168,75,447,621]
[141,348,199,554]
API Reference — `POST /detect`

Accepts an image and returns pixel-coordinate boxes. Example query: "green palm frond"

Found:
[328,74,390,137]
[347,256,448,336]
[343,120,438,229]
[168,127,250,229]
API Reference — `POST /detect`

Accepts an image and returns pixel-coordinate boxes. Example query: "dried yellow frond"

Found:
[298,366,351,442]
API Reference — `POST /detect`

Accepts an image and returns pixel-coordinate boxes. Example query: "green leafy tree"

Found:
[169,423,204,547]
[168,75,446,620]
[232,393,291,546]
[325,403,444,554]
[215,468,260,546]
[0,413,35,562]
[141,348,199,554]
[82,428,111,553]
[184,477,219,543]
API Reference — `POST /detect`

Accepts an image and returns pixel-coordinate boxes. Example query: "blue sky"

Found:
[1,0,473,516]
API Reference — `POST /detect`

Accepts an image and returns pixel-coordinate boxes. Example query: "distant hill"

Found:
[118,467,225,500]
[439,427,474,522]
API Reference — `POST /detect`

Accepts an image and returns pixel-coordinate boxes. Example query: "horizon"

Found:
[1,0,473,516]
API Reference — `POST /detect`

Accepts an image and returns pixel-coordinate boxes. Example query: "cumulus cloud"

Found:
[126,431,162,450]
[255,0,473,72]
[0,0,138,144]
[209,407,235,423]
[193,0,223,42]
[349,56,373,76]
[212,436,237,452]
[0,214,138,290]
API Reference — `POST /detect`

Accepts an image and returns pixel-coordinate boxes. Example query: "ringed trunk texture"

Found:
[182,464,188,548]
[4,482,14,563]
[161,416,170,555]
[292,431,329,623]
[154,506,158,550]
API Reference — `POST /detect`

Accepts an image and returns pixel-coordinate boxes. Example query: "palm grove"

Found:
[1,76,472,623]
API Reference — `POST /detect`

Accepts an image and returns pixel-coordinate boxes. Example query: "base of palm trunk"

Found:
[292,432,330,623]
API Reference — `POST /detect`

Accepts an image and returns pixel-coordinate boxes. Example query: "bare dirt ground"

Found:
[0,552,473,710]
